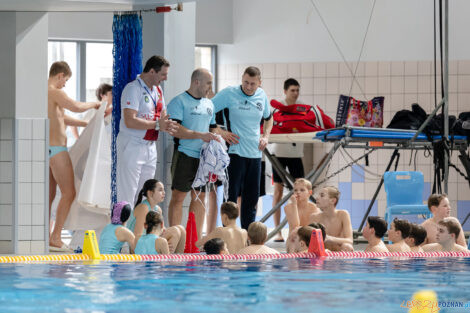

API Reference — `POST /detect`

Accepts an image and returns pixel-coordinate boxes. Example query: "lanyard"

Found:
[137,78,158,108]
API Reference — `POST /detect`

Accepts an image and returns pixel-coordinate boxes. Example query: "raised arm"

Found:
[54,89,100,113]
[116,227,136,254]
[64,114,88,127]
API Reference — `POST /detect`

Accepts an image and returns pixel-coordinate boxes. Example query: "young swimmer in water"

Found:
[128,179,186,253]
[237,222,280,254]
[290,226,315,253]
[135,211,170,255]
[203,238,229,255]
[284,179,320,235]
[405,223,427,252]
[196,201,247,254]
[386,218,412,252]
[421,194,467,247]
[99,202,136,254]
[309,186,354,251]
[362,216,389,253]
[422,218,469,252]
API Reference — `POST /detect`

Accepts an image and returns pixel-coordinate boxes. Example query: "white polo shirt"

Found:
[119,75,165,140]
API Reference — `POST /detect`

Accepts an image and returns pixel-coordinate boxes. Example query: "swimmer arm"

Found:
[64,114,88,127]
[132,205,146,247]
[196,228,220,248]
[57,90,99,113]
[156,238,170,255]
[325,212,353,246]
[116,227,136,254]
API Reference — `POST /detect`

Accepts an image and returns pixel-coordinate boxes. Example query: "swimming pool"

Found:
[0,257,469,313]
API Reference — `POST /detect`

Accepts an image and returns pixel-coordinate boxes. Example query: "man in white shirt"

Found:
[116,55,178,206]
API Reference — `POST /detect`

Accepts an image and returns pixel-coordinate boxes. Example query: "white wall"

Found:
[48,12,113,41]
[216,0,470,64]
[196,0,232,44]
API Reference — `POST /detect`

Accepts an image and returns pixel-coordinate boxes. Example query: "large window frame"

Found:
[195,44,218,92]
[48,39,113,102]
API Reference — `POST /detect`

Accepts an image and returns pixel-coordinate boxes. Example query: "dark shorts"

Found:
[260,161,266,196]
[271,157,305,184]
[171,150,208,192]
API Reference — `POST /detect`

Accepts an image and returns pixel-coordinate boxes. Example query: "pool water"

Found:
[1,257,469,313]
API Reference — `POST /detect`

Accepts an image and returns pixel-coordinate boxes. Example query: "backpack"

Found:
[387,103,427,130]
[269,100,335,134]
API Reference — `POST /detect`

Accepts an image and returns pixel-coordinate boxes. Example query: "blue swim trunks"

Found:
[49,146,68,158]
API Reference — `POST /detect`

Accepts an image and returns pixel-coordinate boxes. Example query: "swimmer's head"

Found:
[136,179,165,207]
[316,186,340,209]
[405,223,427,247]
[364,216,387,239]
[427,194,450,218]
[437,218,460,243]
[111,201,132,225]
[204,238,228,255]
[247,222,267,245]
[221,201,239,223]
[308,222,326,241]
[389,218,411,242]
[145,211,163,234]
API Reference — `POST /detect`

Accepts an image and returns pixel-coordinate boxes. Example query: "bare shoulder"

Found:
[337,210,351,220]
[422,243,440,252]
[420,219,432,227]
[309,211,322,222]
[134,203,148,217]
[447,216,463,225]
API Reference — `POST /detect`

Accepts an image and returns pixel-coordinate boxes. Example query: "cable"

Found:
[308,0,367,98]
[348,0,377,100]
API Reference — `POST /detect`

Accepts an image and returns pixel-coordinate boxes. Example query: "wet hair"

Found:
[438,218,461,239]
[297,226,314,247]
[294,178,313,191]
[204,238,226,255]
[427,193,448,212]
[367,216,388,238]
[49,61,72,78]
[95,83,112,101]
[308,222,326,241]
[221,201,239,220]
[408,223,427,246]
[111,202,132,225]
[324,186,340,206]
[247,222,267,245]
[145,211,163,234]
[392,218,411,239]
[284,78,300,91]
[243,66,261,78]
[135,179,160,207]
[143,55,170,73]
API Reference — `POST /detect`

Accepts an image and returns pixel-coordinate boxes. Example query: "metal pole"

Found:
[443,0,449,193]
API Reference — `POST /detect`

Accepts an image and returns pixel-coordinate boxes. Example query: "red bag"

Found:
[268,100,335,134]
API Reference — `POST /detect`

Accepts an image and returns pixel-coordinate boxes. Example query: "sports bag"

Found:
[269,100,335,134]
[336,95,384,128]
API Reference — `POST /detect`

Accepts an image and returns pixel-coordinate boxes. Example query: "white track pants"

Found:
[116,132,157,206]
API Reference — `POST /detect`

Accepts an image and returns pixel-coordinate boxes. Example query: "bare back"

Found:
[386,241,411,252]
[208,227,247,254]
[365,241,389,253]
[48,85,68,146]
[298,202,320,226]
[237,244,279,255]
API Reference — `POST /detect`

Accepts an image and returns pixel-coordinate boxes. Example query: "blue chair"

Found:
[383,171,432,226]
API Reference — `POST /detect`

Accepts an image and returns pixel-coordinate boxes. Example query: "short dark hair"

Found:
[221,201,239,220]
[243,66,261,78]
[308,222,326,241]
[49,61,72,78]
[204,238,225,255]
[392,218,411,239]
[438,218,461,238]
[297,226,314,247]
[143,55,170,73]
[427,193,447,211]
[367,216,388,238]
[284,78,300,91]
[408,223,427,246]
[95,83,112,101]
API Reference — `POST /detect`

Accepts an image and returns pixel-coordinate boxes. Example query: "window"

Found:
[195,45,217,91]
[86,43,113,101]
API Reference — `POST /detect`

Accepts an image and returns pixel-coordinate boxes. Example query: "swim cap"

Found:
[112,201,129,225]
